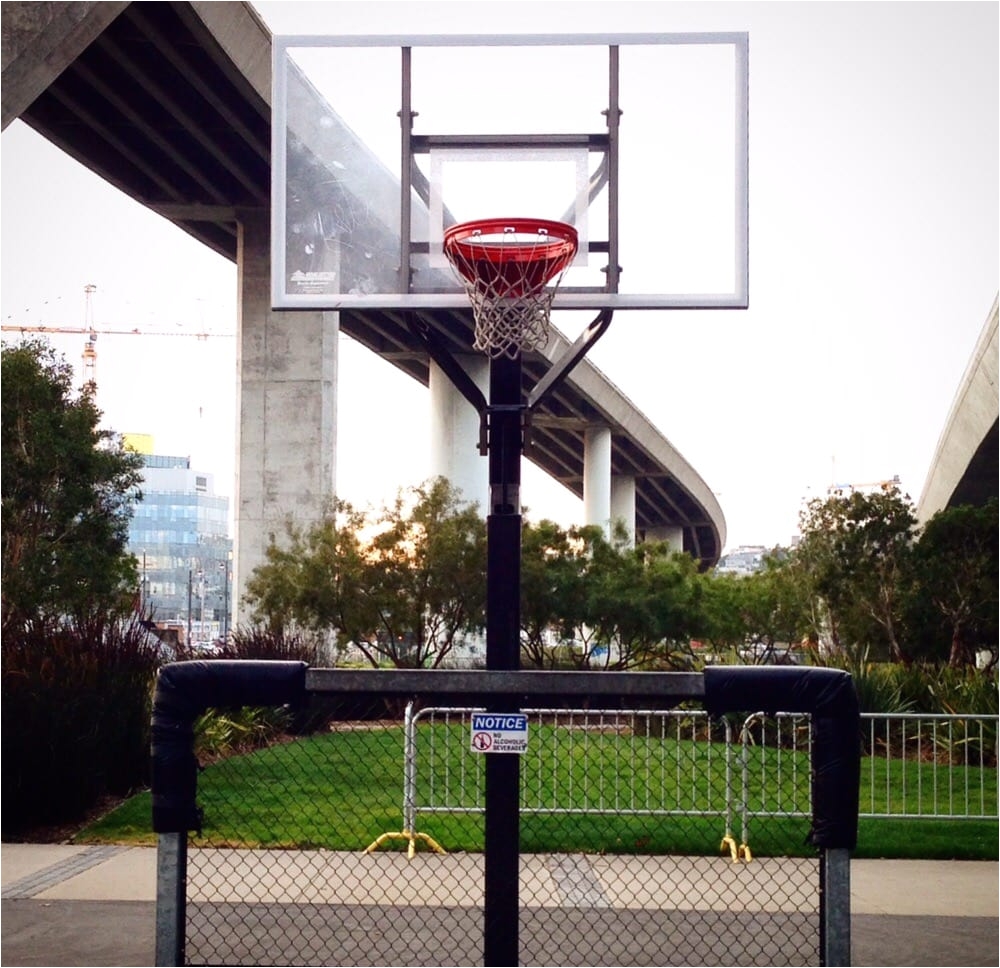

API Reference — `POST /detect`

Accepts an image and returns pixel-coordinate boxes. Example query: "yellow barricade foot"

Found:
[364,830,447,858]
[720,835,739,863]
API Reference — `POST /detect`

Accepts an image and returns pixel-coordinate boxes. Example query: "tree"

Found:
[364,478,486,667]
[244,478,486,668]
[519,520,600,669]
[520,523,711,671]
[582,537,704,670]
[704,554,815,663]
[240,499,370,637]
[795,485,917,662]
[701,571,749,655]
[1,340,144,632]
[908,500,998,668]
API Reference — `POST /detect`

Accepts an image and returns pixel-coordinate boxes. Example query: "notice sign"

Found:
[470,713,529,754]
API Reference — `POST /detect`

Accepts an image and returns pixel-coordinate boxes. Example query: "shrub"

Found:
[194,705,292,761]
[219,624,325,663]
[926,665,999,716]
[1,614,163,837]
[213,624,352,733]
[821,649,915,714]
[817,653,997,763]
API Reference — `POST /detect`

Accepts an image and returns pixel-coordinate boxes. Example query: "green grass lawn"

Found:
[79,723,998,860]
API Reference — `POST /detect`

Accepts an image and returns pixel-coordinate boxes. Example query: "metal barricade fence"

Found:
[393,708,997,865]
[398,706,815,864]
[859,712,998,820]
[734,712,813,860]
[732,712,998,828]
[403,706,728,826]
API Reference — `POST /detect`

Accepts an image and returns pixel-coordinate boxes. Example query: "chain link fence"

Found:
[152,664,858,966]
[181,706,818,965]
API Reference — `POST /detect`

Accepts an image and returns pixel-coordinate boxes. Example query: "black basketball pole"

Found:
[415,243,613,968]
[483,353,522,967]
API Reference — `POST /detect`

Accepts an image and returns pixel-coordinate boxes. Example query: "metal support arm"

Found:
[527,309,614,412]
[406,309,615,456]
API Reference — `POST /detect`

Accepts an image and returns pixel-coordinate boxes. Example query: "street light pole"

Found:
[198,570,205,642]
[220,554,232,640]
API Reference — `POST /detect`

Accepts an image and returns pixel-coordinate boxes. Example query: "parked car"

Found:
[738,643,803,665]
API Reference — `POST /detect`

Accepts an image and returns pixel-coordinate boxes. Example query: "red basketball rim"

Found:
[443,218,578,287]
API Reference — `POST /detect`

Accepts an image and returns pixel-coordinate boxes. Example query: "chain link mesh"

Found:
[182,699,821,966]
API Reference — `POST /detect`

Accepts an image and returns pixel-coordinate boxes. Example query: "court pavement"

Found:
[1,843,997,966]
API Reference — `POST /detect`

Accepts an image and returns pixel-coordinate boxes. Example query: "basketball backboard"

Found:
[271,33,748,312]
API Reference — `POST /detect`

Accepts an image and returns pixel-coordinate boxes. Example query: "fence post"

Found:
[739,715,754,856]
[403,701,416,835]
[151,661,309,967]
[820,847,851,966]
[155,831,187,967]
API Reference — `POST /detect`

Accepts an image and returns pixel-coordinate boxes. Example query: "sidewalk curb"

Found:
[2,846,127,900]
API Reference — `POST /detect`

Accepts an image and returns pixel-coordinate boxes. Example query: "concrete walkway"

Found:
[2,844,997,965]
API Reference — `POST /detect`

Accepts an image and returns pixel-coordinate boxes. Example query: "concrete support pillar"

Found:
[429,355,489,512]
[233,208,338,624]
[645,524,685,552]
[610,475,636,547]
[583,426,612,537]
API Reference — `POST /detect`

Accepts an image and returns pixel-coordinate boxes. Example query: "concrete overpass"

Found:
[2,1,727,616]
[917,295,999,523]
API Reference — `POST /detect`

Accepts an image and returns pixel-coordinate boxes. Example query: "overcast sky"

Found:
[2,2,997,553]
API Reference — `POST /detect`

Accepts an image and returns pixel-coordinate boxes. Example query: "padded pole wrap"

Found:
[703,666,860,849]
[151,660,308,833]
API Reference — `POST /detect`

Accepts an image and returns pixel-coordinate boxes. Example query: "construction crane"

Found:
[0,322,234,338]
[2,285,234,393]
[81,282,97,392]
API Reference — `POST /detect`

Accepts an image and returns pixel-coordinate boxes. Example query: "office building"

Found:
[127,446,232,644]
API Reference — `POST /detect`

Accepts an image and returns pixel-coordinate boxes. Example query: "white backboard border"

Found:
[271,32,749,312]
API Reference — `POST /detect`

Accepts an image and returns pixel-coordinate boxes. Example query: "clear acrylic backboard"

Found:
[271,33,749,312]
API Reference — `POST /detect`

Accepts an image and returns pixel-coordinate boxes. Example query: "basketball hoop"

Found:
[443,218,578,359]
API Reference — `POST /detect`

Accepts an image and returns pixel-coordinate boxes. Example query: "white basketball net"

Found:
[464,286,556,360]
[445,228,570,360]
